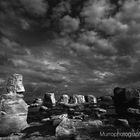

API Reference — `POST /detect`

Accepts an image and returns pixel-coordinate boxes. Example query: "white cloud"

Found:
[60,15,80,33]
[98,18,128,35]
[81,0,110,26]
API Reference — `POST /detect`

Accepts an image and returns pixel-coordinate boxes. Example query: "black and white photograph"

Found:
[0,0,140,139]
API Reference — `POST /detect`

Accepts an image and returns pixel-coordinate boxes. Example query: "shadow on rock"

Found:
[22,121,56,138]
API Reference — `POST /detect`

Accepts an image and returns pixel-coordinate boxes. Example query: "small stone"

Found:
[87,120,103,129]
[39,106,49,111]
[41,118,50,123]
[94,108,107,113]
[51,114,68,120]
[114,119,129,128]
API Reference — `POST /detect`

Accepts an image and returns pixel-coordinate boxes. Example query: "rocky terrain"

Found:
[1,74,140,140]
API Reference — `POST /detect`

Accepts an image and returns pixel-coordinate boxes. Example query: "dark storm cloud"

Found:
[20,0,48,16]
[0,0,140,95]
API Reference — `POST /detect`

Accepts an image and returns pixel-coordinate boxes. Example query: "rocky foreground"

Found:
[1,74,140,140]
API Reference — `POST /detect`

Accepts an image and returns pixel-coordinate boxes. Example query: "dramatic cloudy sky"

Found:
[0,0,140,98]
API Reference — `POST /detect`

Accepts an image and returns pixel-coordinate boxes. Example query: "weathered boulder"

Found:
[69,95,78,104]
[6,73,25,94]
[127,107,140,115]
[0,74,28,136]
[51,114,68,126]
[42,93,56,108]
[55,118,103,137]
[39,106,49,112]
[74,95,85,104]
[58,94,69,104]
[55,118,80,136]
[85,95,97,105]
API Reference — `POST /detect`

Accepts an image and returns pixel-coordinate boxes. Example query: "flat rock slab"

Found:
[56,118,103,137]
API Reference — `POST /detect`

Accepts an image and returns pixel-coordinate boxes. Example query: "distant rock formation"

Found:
[0,74,28,136]
[85,95,97,104]
[42,93,56,108]
[69,95,78,104]
[74,95,85,104]
[58,94,69,104]
[55,118,103,137]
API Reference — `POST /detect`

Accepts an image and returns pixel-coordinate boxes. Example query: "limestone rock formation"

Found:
[85,95,97,105]
[0,74,28,136]
[58,94,69,104]
[73,95,85,104]
[55,118,103,137]
[69,95,78,104]
[55,118,80,136]
[42,93,56,108]
[6,73,25,94]
[51,114,68,126]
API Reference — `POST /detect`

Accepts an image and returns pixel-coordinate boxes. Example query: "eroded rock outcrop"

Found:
[69,95,77,104]
[58,94,69,104]
[0,74,28,136]
[85,95,97,104]
[73,95,85,104]
[55,118,103,137]
[42,93,56,108]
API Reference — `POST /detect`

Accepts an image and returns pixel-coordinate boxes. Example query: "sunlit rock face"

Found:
[73,95,85,104]
[58,94,69,104]
[43,93,56,108]
[6,74,25,94]
[55,118,103,137]
[0,74,28,136]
